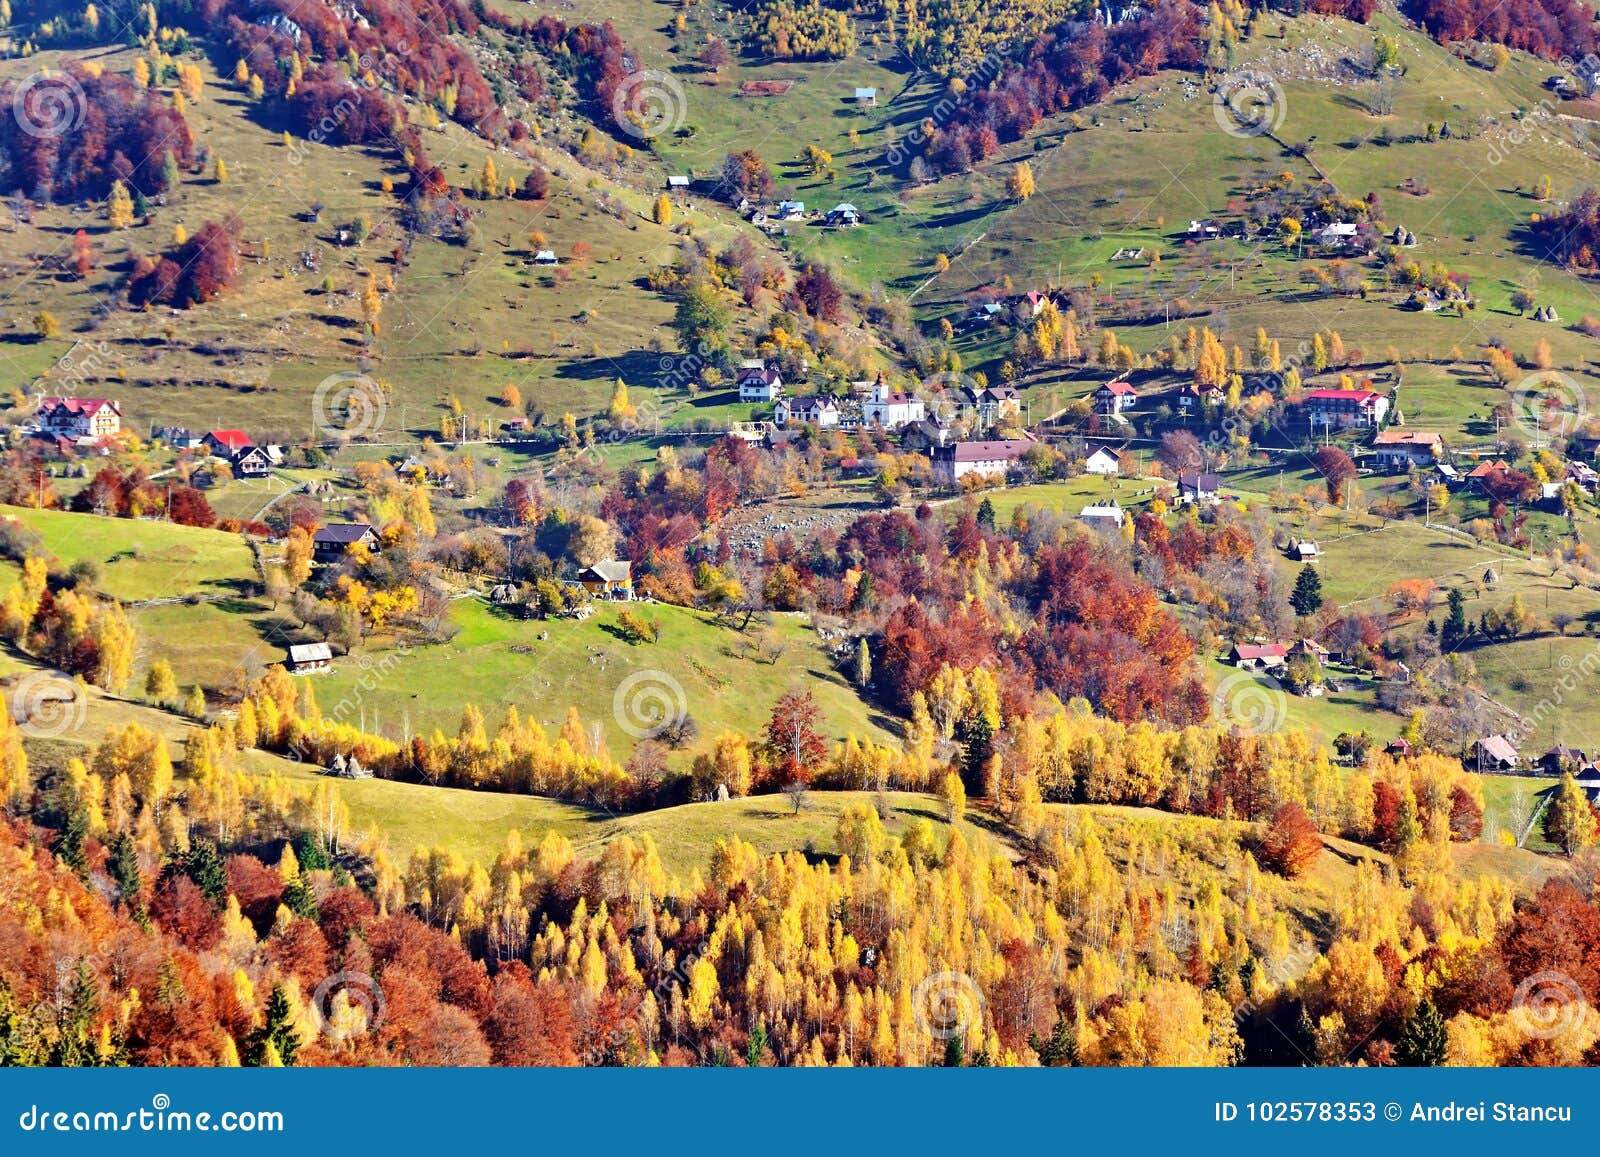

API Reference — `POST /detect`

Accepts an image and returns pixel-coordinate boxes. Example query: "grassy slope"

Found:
[2,503,258,600]
[309,595,895,760]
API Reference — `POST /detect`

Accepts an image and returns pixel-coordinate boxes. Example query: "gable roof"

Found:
[738,366,782,386]
[1374,429,1442,447]
[313,522,376,545]
[1099,379,1137,396]
[582,560,632,583]
[1179,472,1221,491]
[944,437,1033,462]
[1477,734,1519,764]
[40,396,120,417]
[207,429,254,452]
[1086,447,1120,464]
[1232,643,1288,660]
[1303,388,1383,405]
[288,642,332,663]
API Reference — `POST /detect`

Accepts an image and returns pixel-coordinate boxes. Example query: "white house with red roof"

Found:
[204,429,254,457]
[1229,642,1288,670]
[37,397,121,441]
[862,376,925,430]
[1094,379,1138,416]
[1303,388,1388,429]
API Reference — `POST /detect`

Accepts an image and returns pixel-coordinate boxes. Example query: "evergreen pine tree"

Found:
[1395,1000,1448,1066]
[1290,564,1323,616]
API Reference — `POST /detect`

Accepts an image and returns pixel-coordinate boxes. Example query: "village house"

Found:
[1303,388,1389,430]
[826,203,862,227]
[578,560,633,599]
[286,641,333,675]
[1079,501,1125,529]
[963,302,1005,330]
[1372,429,1443,471]
[1229,642,1288,670]
[777,200,806,221]
[38,397,122,441]
[1084,447,1121,476]
[1094,379,1138,416]
[203,429,254,458]
[1176,382,1225,416]
[152,425,201,448]
[853,86,877,107]
[737,364,785,403]
[666,174,691,192]
[930,436,1034,487]
[1288,638,1330,664]
[1178,472,1221,506]
[1472,734,1521,772]
[961,383,1020,428]
[899,417,951,454]
[774,393,840,427]
[1540,745,1589,774]
[1288,538,1320,562]
[230,444,275,478]
[862,377,926,430]
[312,522,379,562]
[1317,222,1360,249]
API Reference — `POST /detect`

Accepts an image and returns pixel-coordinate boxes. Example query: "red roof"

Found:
[1232,643,1288,660]
[1304,388,1382,405]
[207,429,254,452]
[1100,380,1137,396]
[41,396,119,416]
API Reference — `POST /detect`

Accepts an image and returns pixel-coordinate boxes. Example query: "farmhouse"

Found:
[961,383,1020,427]
[1288,638,1330,663]
[286,641,333,674]
[1317,222,1359,248]
[1372,429,1443,470]
[862,377,925,430]
[1176,382,1225,415]
[666,174,691,191]
[1303,388,1389,430]
[1178,472,1221,505]
[38,397,122,441]
[1084,447,1121,476]
[774,393,840,427]
[1094,379,1137,416]
[313,522,379,562]
[737,365,785,403]
[853,86,877,106]
[1288,538,1320,562]
[1079,501,1125,529]
[930,437,1033,487]
[578,560,633,599]
[777,200,806,221]
[230,445,274,478]
[1472,734,1520,771]
[204,429,254,457]
[826,203,862,227]
[1229,643,1287,670]
[1540,745,1589,774]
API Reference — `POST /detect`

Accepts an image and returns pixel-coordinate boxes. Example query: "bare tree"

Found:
[782,780,809,816]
